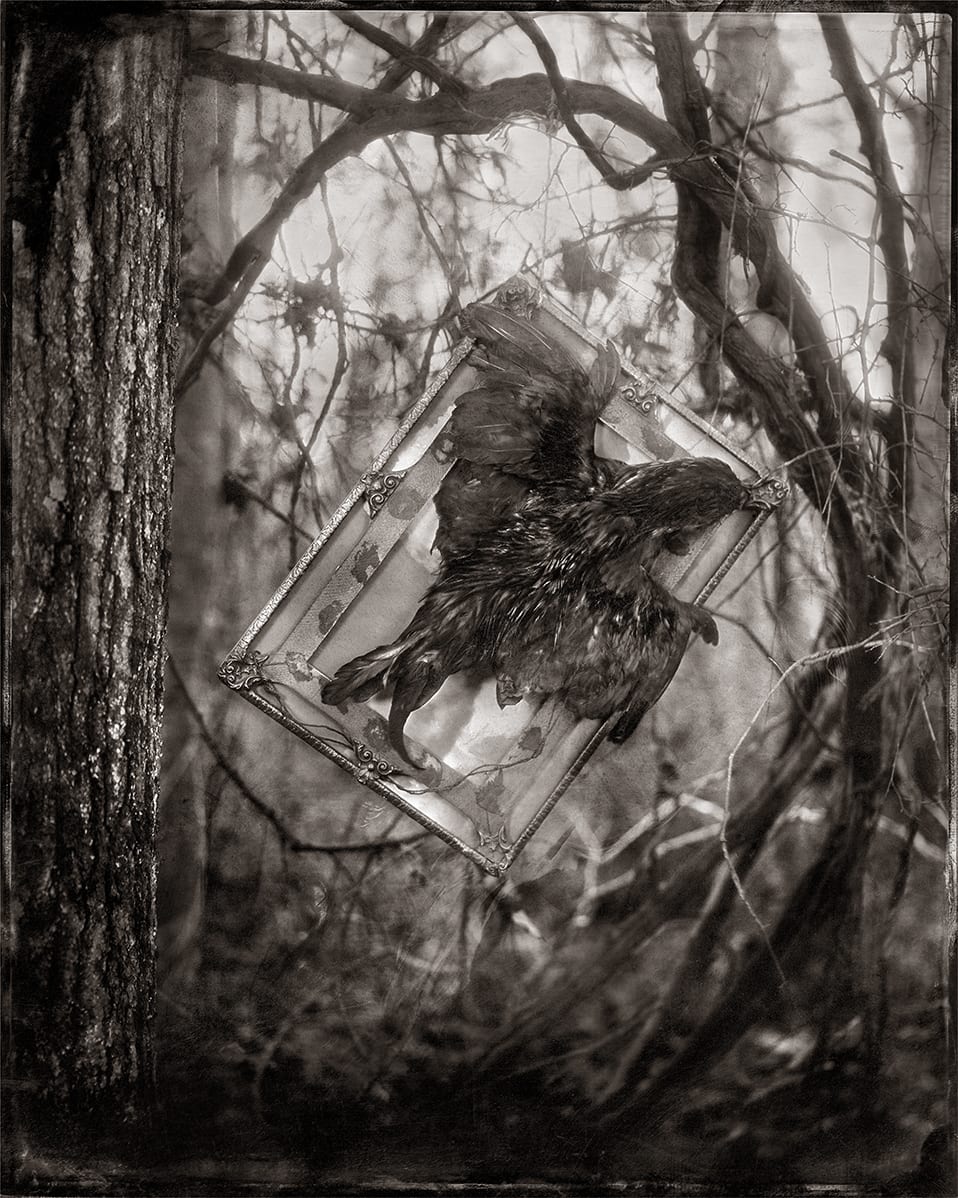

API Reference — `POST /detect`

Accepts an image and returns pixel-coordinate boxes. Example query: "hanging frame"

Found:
[220,276,787,876]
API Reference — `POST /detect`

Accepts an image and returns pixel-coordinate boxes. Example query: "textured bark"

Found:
[7,12,183,1125]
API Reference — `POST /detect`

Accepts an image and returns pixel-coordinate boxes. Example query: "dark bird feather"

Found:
[323,303,756,766]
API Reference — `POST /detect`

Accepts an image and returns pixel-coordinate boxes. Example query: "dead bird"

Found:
[324,304,766,765]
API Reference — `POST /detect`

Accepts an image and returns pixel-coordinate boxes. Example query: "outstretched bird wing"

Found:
[434,304,622,558]
[325,304,624,765]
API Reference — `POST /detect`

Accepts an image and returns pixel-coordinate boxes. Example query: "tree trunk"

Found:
[6,9,183,1134]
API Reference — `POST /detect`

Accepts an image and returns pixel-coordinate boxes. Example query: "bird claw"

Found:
[689,604,719,645]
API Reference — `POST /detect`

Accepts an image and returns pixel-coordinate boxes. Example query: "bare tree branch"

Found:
[222,471,312,539]
[646,15,725,438]
[196,18,453,310]
[177,18,454,394]
[336,11,466,98]
[600,812,860,1130]
[646,15,864,590]
[820,14,915,517]
[475,708,832,1076]
[512,13,663,191]
[168,656,426,855]
[189,50,871,465]
[190,48,415,116]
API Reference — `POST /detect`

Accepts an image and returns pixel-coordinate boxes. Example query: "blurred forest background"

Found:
[156,9,950,1191]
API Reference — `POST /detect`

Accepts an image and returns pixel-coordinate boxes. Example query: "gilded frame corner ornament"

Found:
[361,470,406,519]
[619,378,659,416]
[494,275,543,318]
[218,648,273,693]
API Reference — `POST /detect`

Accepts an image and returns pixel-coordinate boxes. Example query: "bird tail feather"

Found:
[462,304,580,378]
[464,303,619,408]
[589,340,620,398]
[448,392,540,466]
[324,639,447,768]
[608,628,691,744]
[322,641,405,707]
[387,653,445,767]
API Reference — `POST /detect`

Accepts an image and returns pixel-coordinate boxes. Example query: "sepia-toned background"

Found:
[7,7,951,1194]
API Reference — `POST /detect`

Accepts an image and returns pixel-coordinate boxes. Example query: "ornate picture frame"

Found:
[220,276,787,875]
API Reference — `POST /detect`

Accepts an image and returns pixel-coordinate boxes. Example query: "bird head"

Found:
[578,457,782,560]
[614,457,753,537]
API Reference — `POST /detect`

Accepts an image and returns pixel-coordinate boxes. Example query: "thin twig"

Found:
[336,11,465,97]
[168,656,427,855]
[820,14,915,526]
[222,471,312,540]
[179,18,455,388]
[513,13,664,191]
